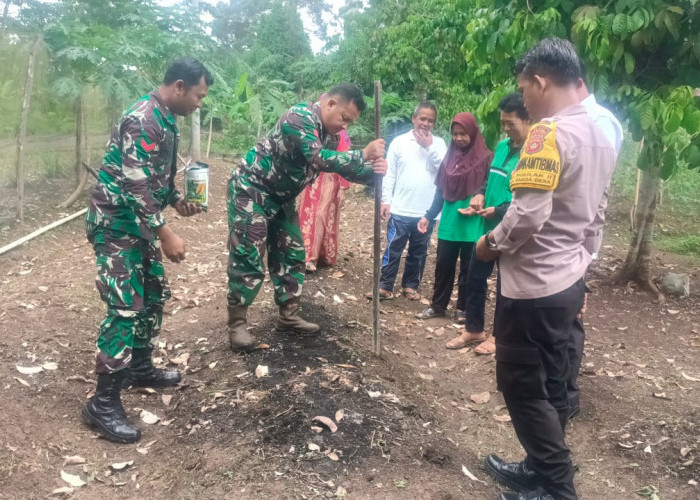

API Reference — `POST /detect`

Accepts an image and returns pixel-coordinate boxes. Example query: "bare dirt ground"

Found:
[0,159,698,500]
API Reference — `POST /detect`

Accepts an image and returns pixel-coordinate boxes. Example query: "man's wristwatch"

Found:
[485,231,498,250]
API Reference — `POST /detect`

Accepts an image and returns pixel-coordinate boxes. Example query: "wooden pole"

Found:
[206,115,213,159]
[0,208,87,256]
[191,108,201,162]
[16,35,41,222]
[372,80,382,357]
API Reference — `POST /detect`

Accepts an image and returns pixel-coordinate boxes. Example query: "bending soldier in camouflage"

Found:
[228,83,387,350]
[82,57,212,444]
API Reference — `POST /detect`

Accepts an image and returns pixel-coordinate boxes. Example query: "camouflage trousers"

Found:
[227,181,305,307]
[87,224,170,374]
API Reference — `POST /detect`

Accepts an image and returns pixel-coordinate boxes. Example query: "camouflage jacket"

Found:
[86,91,181,241]
[233,101,374,215]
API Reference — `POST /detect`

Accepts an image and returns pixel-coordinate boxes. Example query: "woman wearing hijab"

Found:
[416,112,493,322]
[298,129,352,272]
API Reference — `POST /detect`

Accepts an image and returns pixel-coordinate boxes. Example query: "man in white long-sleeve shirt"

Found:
[566,77,624,419]
[368,102,447,300]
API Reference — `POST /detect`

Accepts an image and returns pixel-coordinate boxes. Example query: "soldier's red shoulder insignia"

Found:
[141,138,157,152]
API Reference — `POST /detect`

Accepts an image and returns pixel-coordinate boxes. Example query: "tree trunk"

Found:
[16,36,41,222]
[206,114,213,158]
[59,100,90,209]
[615,166,660,294]
[191,108,201,162]
[75,95,85,185]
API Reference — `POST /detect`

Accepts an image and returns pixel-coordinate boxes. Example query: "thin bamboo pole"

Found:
[0,208,88,256]
[372,80,382,357]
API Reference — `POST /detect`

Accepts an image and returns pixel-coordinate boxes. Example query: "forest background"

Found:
[0,0,698,290]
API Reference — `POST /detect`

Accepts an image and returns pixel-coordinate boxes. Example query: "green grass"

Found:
[656,234,700,258]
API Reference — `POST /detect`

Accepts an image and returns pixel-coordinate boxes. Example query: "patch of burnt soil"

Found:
[171,303,457,481]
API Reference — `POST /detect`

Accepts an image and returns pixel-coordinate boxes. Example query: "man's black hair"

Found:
[498,93,529,121]
[513,37,583,87]
[164,57,214,87]
[328,83,367,112]
[413,101,437,118]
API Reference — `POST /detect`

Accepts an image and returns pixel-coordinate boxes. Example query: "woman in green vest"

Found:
[444,93,531,353]
[416,112,493,322]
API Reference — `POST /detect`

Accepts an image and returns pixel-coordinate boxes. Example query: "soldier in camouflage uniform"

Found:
[228,83,387,350]
[82,57,212,444]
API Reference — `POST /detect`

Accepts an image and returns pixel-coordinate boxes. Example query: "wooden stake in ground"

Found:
[16,35,42,222]
[372,80,382,357]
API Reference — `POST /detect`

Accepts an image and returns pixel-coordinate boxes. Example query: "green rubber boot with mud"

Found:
[277,301,320,335]
[228,304,257,351]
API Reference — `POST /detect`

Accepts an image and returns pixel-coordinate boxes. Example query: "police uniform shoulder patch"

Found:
[510,121,561,191]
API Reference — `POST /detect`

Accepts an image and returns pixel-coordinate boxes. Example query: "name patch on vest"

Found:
[510,122,561,191]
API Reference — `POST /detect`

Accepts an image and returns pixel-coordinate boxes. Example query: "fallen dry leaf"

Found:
[16,365,42,375]
[681,372,700,382]
[326,451,340,461]
[136,440,157,455]
[616,326,628,331]
[208,361,218,369]
[50,486,74,497]
[161,394,173,406]
[335,409,345,423]
[418,372,434,381]
[667,309,680,315]
[62,456,86,466]
[461,465,487,485]
[653,392,671,400]
[680,447,691,457]
[60,470,86,487]
[312,416,338,433]
[140,410,160,425]
[493,414,511,422]
[14,377,30,387]
[257,343,270,349]
[169,352,190,365]
[42,362,58,371]
[308,443,320,451]
[470,392,491,404]
[110,460,134,471]
[255,365,269,378]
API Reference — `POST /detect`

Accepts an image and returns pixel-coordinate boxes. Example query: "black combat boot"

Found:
[228,304,257,351]
[123,346,181,388]
[277,301,320,335]
[81,370,141,443]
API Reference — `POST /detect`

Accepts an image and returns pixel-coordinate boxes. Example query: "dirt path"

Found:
[0,159,698,499]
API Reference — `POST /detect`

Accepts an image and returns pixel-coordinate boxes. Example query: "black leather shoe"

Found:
[497,489,554,500]
[81,371,141,443]
[124,347,181,388]
[485,454,541,493]
[567,405,580,420]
